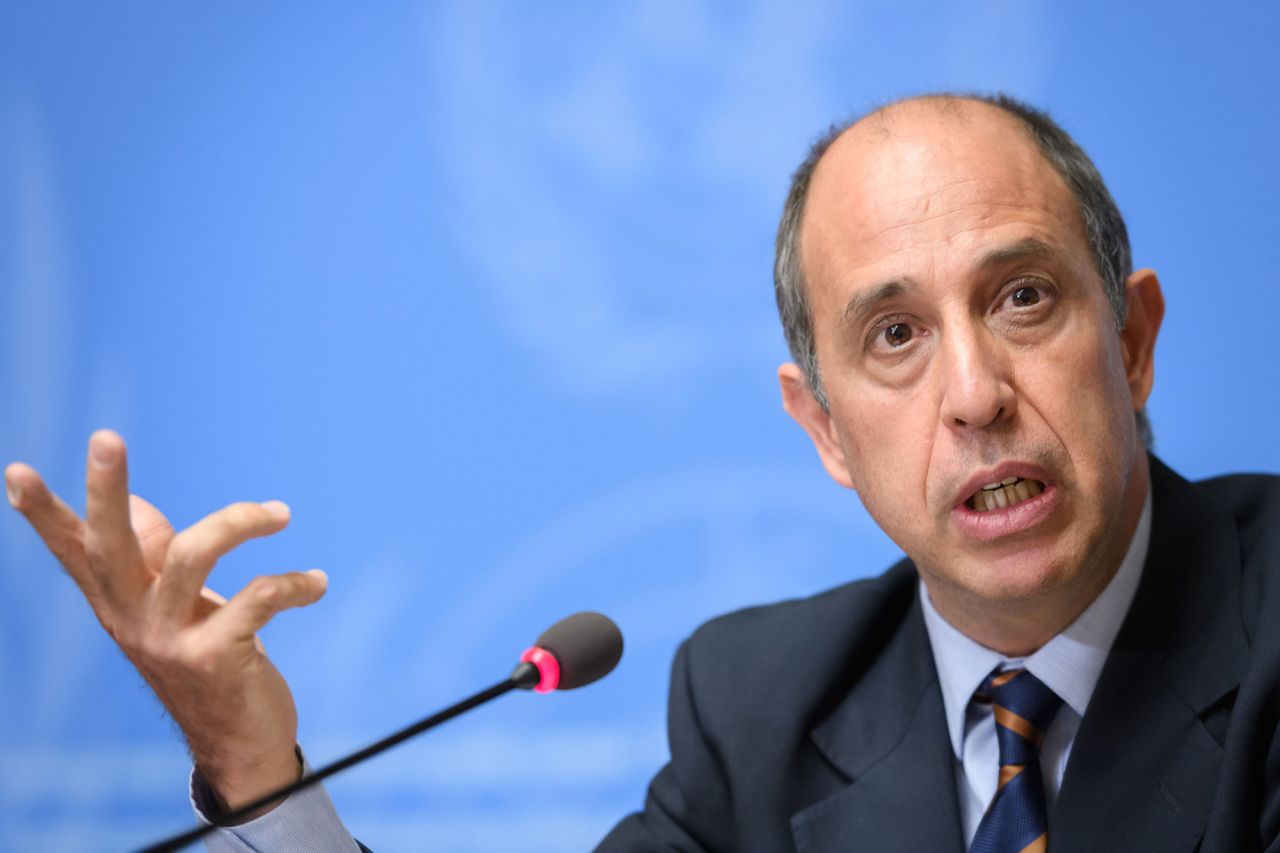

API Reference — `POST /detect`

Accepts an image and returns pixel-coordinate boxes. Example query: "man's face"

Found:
[783,101,1160,640]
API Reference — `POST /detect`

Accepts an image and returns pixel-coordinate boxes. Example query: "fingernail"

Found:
[5,478,20,508]
[261,500,290,518]
[309,569,329,588]
[90,438,115,466]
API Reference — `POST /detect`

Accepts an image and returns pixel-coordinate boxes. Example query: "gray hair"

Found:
[773,92,1152,446]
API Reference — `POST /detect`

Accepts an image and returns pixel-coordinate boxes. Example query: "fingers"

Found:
[155,501,292,621]
[5,461,90,582]
[202,570,328,643]
[130,494,175,576]
[12,434,320,650]
[84,430,147,597]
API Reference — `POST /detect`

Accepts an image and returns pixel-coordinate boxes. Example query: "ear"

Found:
[1119,268,1165,410]
[778,363,855,489]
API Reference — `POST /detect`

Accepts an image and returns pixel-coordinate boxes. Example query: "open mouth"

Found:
[965,477,1045,512]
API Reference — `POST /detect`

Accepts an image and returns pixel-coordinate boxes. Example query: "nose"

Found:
[937,323,1016,432]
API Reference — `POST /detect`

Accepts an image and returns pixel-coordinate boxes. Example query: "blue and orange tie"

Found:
[968,669,1064,853]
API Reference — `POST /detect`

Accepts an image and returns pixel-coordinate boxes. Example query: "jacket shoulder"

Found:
[1191,469,1280,634]
[689,559,915,650]
[1151,457,1280,650]
[1193,469,1280,549]
[678,559,919,720]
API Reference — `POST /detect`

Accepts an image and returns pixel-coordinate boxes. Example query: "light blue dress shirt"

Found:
[920,493,1152,849]
[190,756,360,853]
[191,495,1152,851]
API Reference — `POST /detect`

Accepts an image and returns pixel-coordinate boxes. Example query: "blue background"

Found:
[2,2,1278,850]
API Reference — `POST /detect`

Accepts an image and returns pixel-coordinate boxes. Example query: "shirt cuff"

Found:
[189,748,362,853]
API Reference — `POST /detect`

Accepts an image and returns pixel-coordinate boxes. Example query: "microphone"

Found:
[139,611,623,853]
[518,610,624,692]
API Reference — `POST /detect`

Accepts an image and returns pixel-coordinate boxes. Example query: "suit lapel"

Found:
[792,593,965,853]
[1052,458,1249,853]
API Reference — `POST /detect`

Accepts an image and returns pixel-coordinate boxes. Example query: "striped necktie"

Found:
[969,668,1064,853]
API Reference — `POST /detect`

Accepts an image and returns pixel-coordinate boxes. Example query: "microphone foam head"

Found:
[535,612,623,690]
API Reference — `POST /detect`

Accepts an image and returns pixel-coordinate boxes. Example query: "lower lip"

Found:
[950,484,1059,541]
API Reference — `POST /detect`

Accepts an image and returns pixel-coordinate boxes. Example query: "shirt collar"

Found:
[919,490,1153,759]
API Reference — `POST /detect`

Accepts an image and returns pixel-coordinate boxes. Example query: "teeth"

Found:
[982,476,1023,491]
[970,479,1044,512]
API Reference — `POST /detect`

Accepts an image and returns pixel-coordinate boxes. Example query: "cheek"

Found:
[833,392,938,529]
[1023,330,1136,477]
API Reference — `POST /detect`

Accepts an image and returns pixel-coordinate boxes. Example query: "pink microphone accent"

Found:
[520,646,561,693]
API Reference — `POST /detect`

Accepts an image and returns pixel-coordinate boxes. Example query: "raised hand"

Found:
[4,429,328,818]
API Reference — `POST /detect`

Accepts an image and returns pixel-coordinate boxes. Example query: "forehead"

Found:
[798,100,1088,312]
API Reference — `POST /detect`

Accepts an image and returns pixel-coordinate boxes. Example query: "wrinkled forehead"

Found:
[799,99,1085,296]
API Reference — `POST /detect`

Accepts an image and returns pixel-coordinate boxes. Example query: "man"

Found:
[7,93,1279,851]
[596,94,1280,851]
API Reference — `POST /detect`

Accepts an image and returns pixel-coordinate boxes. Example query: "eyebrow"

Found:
[977,237,1056,270]
[842,280,908,333]
[839,238,1059,332]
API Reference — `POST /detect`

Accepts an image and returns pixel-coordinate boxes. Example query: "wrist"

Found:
[200,745,304,822]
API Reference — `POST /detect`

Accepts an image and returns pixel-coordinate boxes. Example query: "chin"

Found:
[953,549,1076,605]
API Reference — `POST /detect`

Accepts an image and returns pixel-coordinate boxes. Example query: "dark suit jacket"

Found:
[598,458,1280,852]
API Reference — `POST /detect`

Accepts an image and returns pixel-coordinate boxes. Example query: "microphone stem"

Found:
[138,670,533,853]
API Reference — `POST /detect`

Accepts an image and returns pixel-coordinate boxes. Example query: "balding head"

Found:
[773,93,1140,439]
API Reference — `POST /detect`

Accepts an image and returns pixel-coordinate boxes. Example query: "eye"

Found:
[883,322,913,347]
[1009,285,1041,307]
[997,278,1054,316]
[990,276,1056,337]
[868,318,920,354]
